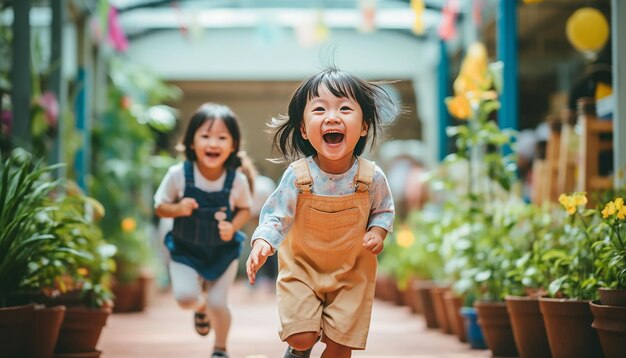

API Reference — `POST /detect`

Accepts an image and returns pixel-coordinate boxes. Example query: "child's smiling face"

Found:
[191,118,234,174]
[300,84,368,174]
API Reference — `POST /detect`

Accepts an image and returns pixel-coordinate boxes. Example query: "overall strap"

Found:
[183,160,194,185]
[222,169,236,193]
[291,158,313,193]
[355,157,375,192]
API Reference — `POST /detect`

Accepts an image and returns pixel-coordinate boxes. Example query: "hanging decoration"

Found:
[171,2,189,38]
[359,0,377,33]
[566,7,609,58]
[410,0,425,35]
[108,7,128,52]
[296,9,329,47]
[438,0,459,41]
[473,0,483,28]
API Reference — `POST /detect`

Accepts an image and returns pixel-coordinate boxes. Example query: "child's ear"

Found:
[300,124,308,140]
[361,122,369,137]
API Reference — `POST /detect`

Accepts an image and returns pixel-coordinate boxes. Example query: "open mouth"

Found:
[323,131,344,144]
[205,152,220,158]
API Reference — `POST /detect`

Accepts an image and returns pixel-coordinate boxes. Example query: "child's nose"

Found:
[324,115,340,124]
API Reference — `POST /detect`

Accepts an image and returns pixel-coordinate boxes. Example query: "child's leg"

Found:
[285,332,319,351]
[321,338,352,358]
[205,260,238,351]
[169,260,204,310]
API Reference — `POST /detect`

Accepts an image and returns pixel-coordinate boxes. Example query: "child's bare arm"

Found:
[246,239,273,285]
[362,226,387,255]
[155,198,198,218]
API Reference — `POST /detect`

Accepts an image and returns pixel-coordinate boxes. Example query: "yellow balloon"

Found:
[566,8,609,53]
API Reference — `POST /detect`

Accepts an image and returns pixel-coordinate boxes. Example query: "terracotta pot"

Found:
[414,280,438,329]
[53,350,101,357]
[430,286,452,334]
[29,305,66,358]
[590,300,626,358]
[400,278,422,314]
[505,296,551,358]
[475,301,518,357]
[598,288,626,307]
[55,307,111,354]
[539,297,602,358]
[443,291,466,342]
[0,304,35,357]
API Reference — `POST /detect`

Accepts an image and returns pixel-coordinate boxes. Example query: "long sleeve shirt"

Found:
[252,156,395,250]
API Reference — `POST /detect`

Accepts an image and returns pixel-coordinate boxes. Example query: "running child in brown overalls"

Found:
[246,67,397,358]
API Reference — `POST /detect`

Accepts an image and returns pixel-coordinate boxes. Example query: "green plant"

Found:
[542,193,607,300]
[0,149,64,306]
[598,197,626,288]
[0,148,116,308]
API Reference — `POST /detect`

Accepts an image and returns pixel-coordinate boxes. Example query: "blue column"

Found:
[74,68,89,191]
[438,40,450,161]
[496,0,518,132]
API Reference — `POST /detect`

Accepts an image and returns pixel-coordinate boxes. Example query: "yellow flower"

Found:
[77,267,89,277]
[396,227,415,248]
[618,206,626,220]
[573,193,588,206]
[453,42,492,97]
[559,193,587,216]
[446,95,472,120]
[602,201,616,219]
[121,217,137,232]
[614,198,624,210]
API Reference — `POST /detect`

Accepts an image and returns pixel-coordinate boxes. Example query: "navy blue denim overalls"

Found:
[165,160,244,280]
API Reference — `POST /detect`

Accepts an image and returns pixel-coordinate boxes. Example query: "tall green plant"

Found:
[0,150,66,306]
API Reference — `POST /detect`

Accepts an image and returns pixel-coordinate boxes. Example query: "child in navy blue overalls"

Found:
[155,103,254,358]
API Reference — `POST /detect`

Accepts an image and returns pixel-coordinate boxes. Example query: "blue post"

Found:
[438,40,450,161]
[497,0,518,133]
[74,68,88,191]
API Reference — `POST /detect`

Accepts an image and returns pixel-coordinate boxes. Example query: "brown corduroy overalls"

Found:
[277,157,378,350]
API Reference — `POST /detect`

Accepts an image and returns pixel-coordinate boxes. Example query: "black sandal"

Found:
[194,311,210,336]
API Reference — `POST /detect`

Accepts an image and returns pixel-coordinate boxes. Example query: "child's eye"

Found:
[313,107,325,112]
[341,106,352,111]
[201,134,209,139]
[219,136,228,140]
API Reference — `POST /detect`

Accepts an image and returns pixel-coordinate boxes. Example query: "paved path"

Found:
[99,280,491,358]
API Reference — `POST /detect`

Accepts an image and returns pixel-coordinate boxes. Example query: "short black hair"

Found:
[182,103,242,170]
[269,67,397,162]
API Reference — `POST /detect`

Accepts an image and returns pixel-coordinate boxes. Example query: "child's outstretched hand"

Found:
[246,239,273,285]
[363,227,386,255]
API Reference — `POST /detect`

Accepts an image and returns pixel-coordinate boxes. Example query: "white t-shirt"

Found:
[154,162,252,212]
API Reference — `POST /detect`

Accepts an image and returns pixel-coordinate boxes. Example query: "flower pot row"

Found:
[0,303,110,358]
[376,277,626,358]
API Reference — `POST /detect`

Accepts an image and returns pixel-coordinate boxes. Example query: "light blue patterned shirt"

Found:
[252,156,395,250]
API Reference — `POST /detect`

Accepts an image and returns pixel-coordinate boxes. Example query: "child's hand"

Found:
[363,229,385,255]
[178,198,199,216]
[218,220,234,241]
[246,239,272,285]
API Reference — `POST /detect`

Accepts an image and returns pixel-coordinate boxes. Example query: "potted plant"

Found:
[538,192,605,358]
[589,195,626,357]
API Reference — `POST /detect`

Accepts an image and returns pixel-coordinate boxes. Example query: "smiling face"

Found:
[191,118,235,179]
[300,84,368,173]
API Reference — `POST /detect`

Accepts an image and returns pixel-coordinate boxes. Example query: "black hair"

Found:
[182,102,242,171]
[269,67,398,162]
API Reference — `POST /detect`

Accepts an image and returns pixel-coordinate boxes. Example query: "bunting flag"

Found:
[410,0,425,35]
[171,2,188,38]
[359,0,377,33]
[473,0,483,27]
[438,0,459,41]
[108,7,128,52]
